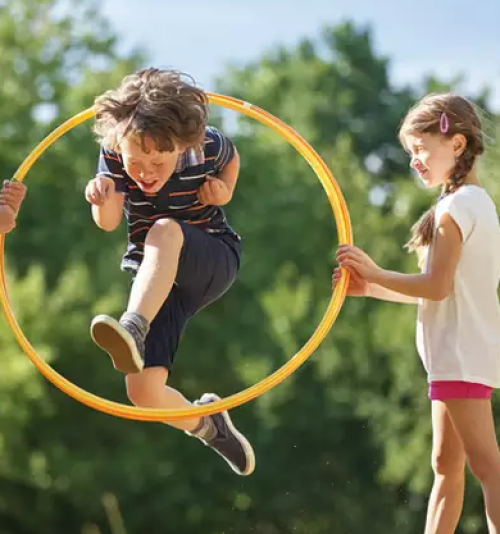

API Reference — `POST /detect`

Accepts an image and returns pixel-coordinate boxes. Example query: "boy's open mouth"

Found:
[137,179,159,192]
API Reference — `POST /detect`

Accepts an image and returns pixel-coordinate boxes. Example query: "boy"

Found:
[0,181,26,234]
[84,68,255,476]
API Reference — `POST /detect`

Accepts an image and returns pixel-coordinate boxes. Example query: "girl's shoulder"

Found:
[439,185,494,213]
[435,185,499,241]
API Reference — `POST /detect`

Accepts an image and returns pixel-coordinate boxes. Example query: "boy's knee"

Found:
[147,218,184,249]
[126,378,153,407]
[126,370,167,407]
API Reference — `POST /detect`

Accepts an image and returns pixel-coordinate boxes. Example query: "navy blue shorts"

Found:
[142,222,241,372]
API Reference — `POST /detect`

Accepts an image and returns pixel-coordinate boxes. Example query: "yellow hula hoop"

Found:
[0,93,352,421]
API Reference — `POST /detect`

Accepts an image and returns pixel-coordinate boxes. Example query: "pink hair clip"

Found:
[440,112,450,134]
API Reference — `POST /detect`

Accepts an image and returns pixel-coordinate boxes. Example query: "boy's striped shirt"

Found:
[96,126,239,273]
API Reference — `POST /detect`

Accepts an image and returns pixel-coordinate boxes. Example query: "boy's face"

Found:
[118,135,183,193]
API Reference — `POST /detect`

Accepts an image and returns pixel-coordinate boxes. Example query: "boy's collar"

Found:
[174,143,205,173]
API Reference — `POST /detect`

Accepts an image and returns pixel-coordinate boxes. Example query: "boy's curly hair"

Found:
[93,68,209,153]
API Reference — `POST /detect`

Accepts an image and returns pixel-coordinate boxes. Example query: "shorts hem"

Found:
[428,380,494,401]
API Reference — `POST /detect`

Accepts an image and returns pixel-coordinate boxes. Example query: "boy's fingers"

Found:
[198,183,213,204]
[96,180,105,196]
[209,180,221,195]
[88,186,101,205]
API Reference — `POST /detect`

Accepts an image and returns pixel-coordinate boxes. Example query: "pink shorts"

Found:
[429,380,494,400]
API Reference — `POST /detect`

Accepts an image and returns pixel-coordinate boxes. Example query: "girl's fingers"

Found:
[339,252,368,268]
[339,259,360,272]
[337,245,367,262]
[336,250,355,260]
[343,248,363,261]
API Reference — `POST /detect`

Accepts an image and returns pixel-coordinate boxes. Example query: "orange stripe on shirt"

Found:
[173,204,206,214]
[129,225,151,238]
[104,154,121,163]
[169,190,198,197]
[186,218,211,225]
[126,211,164,220]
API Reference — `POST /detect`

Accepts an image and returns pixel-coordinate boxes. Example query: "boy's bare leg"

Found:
[126,219,184,322]
[91,219,183,373]
[125,368,256,476]
[125,368,203,432]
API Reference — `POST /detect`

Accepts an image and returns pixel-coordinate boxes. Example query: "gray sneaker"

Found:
[193,393,255,476]
[90,315,144,374]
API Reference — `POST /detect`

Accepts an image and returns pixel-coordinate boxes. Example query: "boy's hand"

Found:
[0,181,27,216]
[85,176,116,206]
[198,177,232,206]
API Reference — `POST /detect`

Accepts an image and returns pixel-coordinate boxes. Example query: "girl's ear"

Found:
[452,133,467,158]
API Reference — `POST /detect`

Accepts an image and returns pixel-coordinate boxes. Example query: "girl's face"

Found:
[118,135,184,193]
[404,133,463,189]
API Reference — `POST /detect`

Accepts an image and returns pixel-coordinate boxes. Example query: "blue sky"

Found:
[100,0,500,109]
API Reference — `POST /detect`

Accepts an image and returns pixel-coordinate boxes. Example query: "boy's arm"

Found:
[217,147,240,198]
[87,147,127,231]
[90,187,124,231]
[198,127,239,207]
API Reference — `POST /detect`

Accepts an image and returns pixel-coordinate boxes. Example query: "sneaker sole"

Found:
[90,315,144,374]
[203,393,256,476]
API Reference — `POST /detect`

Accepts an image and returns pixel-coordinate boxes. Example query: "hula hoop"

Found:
[0,93,352,421]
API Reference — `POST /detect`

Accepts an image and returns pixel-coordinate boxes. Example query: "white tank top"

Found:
[416,185,500,387]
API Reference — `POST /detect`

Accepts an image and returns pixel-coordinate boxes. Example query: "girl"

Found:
[334,93,500,534]
[0,181,26,234]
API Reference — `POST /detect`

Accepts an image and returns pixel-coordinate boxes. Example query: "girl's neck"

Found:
[463,170,481,187]
[443,171,481,190]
